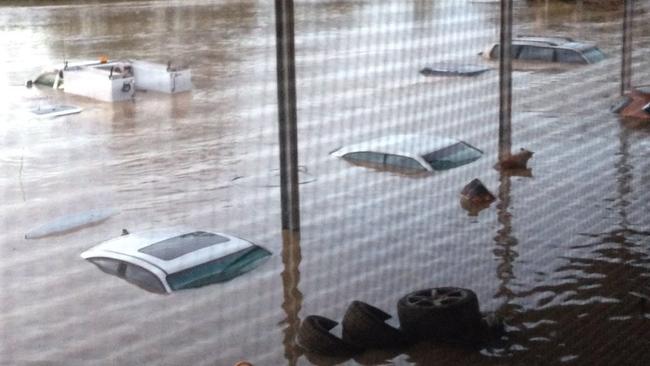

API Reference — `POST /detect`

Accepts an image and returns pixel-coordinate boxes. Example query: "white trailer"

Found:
[131,60,192,94]
[63,62,135,102]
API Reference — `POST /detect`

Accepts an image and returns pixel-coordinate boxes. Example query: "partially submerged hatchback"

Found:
[81,229,271,294]
[611,86,650,121]
[331,134,483,174]
[481,36,605,65]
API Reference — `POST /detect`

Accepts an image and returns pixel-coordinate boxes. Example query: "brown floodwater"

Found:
[1,0,649,365]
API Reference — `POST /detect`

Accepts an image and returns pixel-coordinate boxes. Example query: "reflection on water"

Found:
[280,230,304,366]
[494,174,518,315]
[0,0,649,365]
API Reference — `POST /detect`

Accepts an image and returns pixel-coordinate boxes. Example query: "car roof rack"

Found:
[514,35,575,46]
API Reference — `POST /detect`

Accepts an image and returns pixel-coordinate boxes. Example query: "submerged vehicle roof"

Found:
[331,134,464,158]
[80,228,260,274]
[512,35,597,51]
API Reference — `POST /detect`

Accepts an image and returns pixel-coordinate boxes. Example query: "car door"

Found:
[555,48,587,64]
[123,263,167,294]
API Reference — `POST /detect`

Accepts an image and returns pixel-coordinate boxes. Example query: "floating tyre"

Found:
[341,301,409,349]
[297,315,360,357]
[397,287,483,343]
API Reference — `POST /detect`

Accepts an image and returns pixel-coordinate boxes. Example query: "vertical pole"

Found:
[499,0,513,161]
[621,0,634,96]
[275,0,301,234]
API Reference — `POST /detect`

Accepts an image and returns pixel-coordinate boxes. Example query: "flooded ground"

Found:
[1,0,649,365]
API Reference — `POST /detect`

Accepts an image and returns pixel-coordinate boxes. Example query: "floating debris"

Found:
[420,63,491,77]
[25,208,119,239]
[30,104,82,118]
[495,148,534,170]
[232,166,316,188]
[460,179,496,215]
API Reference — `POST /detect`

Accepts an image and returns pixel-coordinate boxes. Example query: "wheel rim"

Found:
[432,289,467,306]
[406,288,468,308]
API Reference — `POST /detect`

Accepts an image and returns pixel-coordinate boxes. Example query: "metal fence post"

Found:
[274,0,301,235]
[621,0,634,95]
[499,0,513,161]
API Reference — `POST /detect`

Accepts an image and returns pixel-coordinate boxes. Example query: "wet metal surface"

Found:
[1,1,649,365]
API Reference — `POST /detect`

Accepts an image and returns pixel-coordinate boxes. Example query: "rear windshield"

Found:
[422,142,483,171]
[139,231,230,260]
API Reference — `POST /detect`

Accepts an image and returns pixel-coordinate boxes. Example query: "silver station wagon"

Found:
[331,134,483,174]
[81,228,271,294]
[481,35,605,65]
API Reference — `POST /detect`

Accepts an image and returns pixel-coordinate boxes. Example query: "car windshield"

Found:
[422,142,483,171]
[610,96,632,113]
[581,47,605,64]
[166,246,271,291]
[138,231,230,260]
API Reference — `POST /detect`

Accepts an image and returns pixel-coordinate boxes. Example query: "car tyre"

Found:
[341,301,409,349]
[397,287,482,342]
[297,315,360,357]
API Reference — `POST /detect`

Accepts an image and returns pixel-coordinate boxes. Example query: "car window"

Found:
[167,246,271,291]
[422,142,483,171]
[555,49,586,64]
[88,257,124,276]
[342,151,385,165]
[581,47,605,64]
[489,44,522,59]
[139,231,230,260]
[518,46,554,62]
[384,154,426,172]
[124,264,166,294]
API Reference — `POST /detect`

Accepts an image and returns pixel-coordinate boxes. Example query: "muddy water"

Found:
[1,1,649,365]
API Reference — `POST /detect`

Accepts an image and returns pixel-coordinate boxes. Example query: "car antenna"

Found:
[121,228,130,236]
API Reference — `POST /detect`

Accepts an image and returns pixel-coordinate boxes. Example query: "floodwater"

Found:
[1,0,649,365]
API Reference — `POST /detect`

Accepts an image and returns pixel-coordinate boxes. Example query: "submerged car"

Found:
[611,86,650,121]
[331,134,483,174]
[481,36,605,65]
[81,228,271,294]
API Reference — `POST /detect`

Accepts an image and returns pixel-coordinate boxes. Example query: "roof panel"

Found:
[138,231,230,260]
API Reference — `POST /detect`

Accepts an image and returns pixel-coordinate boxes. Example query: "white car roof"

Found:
[331,134,461,159]
[512,36,596,51]
[80,228,256,275]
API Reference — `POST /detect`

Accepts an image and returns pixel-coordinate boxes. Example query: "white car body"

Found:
[81,228,270,294]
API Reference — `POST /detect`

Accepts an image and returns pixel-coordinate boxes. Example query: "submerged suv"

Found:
[481,36,605,65]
